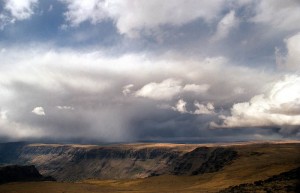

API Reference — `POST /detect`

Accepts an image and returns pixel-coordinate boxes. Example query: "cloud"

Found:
[251,0,300,31]
[216,75,300,135]
[122,84,134,96]
[183,84,210,94]
[194,102,215,115]
[275,32,300,70]
[172,99,187,114]
[56,106,74,110]
[4,0,38,20]
[0,47,277,142]
[284,32,300,70]
[0,0,38,29]
[135,79,211,101]
[61,0,108,27]
[172,99,215,115]
[211,10,238,42]
[0,14,12,30]
[135,79,182,100]
[61,0,225,37]
[32,107,45,116]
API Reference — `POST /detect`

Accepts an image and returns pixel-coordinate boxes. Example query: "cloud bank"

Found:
[0,0,299,143]
[0,47,276,142]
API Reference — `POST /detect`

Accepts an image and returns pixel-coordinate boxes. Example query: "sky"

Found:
[0,0,300,143]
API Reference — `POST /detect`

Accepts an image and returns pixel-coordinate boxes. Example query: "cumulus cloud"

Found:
[275,32,300,70]
[216,75,300,135]
[172,99,215,115]
[135,79,182,100]
[0,0,38,29]
[172,99,188,114]
[194,102,215,115]
[135,79,211,101]
[211,10,238,42]
[32,107,45,116]
[4,0,38,20]
[61,0,225,37]
[284,32,300,70]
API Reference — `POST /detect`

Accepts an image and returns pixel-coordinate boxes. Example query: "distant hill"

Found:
[0,165,55,184]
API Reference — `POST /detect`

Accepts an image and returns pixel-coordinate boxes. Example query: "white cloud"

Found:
[172,99,187,113]
[4,0,38,20]
[216,75,300,134]
[284,32,300,70]
[275,32,300,70]
[61,0,108,27]
[172,99,215,115]
[135,79,182,100]
[183,84,210,94]
[122,84,134,96]
[135,79,211,101]
[211,10,238,42]
[251,0,300,31]
[61,0,225,37]
[32,107,45,116]
[194,102,215,115]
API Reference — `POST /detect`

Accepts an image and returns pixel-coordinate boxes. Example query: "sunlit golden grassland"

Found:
[0,143,299,193]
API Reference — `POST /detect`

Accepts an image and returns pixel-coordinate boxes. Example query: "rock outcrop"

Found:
[219,167,300,193]
[0,165,55,184]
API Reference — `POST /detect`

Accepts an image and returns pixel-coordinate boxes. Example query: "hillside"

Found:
[219,167,300,193]
[0,141,299,192]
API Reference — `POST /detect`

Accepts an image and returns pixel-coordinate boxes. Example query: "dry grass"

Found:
[1,142,299,193]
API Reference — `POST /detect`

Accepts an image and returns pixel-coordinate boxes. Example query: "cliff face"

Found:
[0,142,238,181]
[170,147,238,175]
[0,165,55,184]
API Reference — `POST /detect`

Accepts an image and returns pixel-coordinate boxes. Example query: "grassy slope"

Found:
[0,142,299,193]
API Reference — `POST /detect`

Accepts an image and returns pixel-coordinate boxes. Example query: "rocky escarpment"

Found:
[0,142,238,182]
[169,147,238,175]
[0,165,55,184]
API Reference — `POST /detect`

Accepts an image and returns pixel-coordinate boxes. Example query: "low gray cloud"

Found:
[0,47,278,143]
